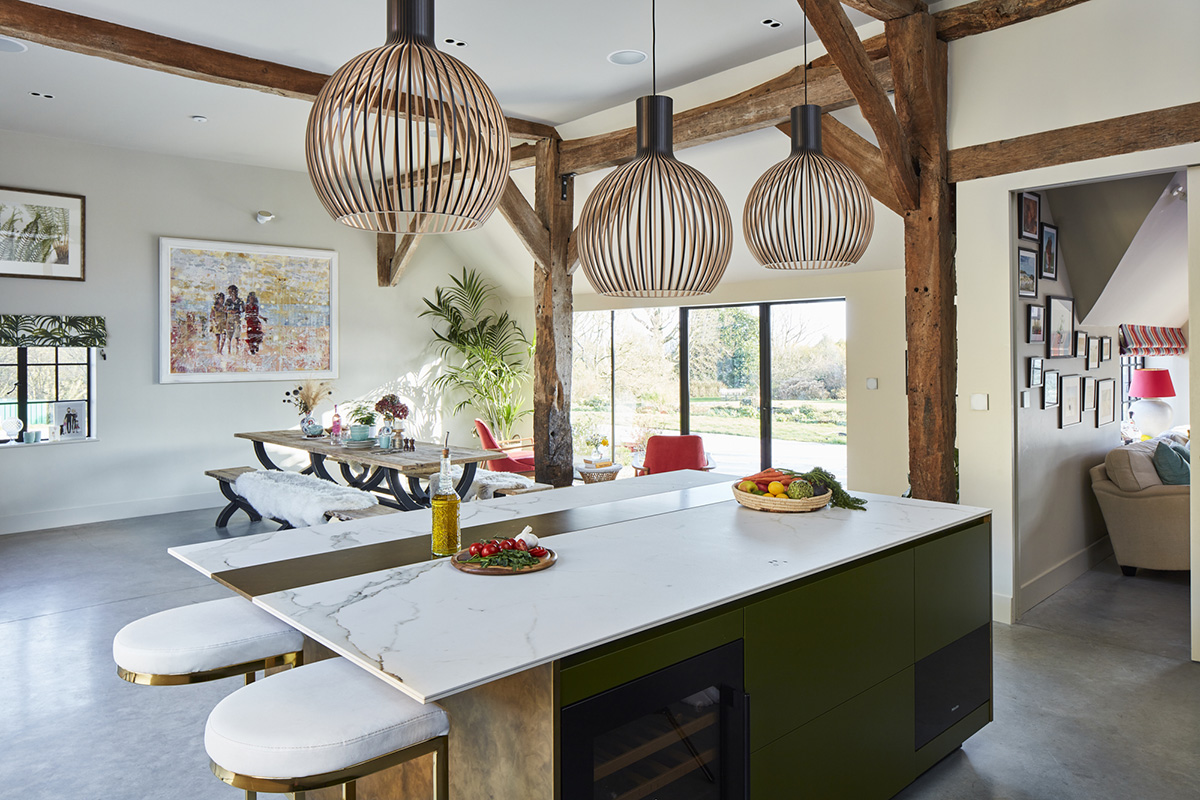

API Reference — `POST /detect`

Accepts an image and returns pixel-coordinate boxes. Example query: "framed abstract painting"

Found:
[159,238,338,383]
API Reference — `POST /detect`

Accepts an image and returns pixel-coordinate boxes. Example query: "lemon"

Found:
[767,481,785,496]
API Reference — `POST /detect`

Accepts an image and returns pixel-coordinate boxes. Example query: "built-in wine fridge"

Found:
[560,640,748,800]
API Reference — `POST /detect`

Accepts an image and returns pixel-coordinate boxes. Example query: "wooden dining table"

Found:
[235,429,502,511]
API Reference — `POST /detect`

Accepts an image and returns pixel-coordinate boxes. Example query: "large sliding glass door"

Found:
[572,299,846,481]
[682,305,762,479]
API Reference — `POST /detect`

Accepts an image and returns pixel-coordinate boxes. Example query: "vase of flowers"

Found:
[374,394,409,447]
[585,432,609,463]
[284,380,334,436]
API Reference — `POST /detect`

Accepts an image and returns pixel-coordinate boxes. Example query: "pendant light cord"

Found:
[803,0,808,105]
[652,0,657,96]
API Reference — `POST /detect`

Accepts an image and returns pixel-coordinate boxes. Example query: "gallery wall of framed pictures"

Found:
[1015,191,1118,430]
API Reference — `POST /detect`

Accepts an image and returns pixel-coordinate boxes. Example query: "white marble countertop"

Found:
[173,474,988,704]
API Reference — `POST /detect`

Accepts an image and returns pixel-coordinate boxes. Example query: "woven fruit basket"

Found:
[731,482,831,513]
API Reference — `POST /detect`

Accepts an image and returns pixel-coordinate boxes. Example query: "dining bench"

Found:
[207,467,383,530]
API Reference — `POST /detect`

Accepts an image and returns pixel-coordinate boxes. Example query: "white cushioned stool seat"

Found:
[205,657,450,780]
[114,596,304,677]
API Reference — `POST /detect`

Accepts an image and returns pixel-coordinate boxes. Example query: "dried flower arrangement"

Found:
[374,394,409,424]
[283,380,334,415]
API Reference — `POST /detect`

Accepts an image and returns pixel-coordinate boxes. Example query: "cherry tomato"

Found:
[500,538,516,550]
[480,543,499,557]
[515,539,529,551]
[529,546,548,558]
[468,543,483,557]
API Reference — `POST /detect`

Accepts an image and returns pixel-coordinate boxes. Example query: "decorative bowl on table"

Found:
[731,482,830,513]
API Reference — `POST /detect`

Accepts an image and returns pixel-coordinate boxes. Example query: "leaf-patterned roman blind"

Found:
[0,314,107,347]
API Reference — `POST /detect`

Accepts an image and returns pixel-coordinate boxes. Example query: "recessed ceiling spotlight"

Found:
[443,37,467,47]
[29,91,53,99]
[0,36,28,53]
[191,115,209,123]
[607,49,647,66]
[761,18,782,28]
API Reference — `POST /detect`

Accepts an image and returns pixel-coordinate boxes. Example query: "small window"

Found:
[0,346,94,443]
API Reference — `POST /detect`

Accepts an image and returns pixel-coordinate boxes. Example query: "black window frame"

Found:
[0,345,94,440]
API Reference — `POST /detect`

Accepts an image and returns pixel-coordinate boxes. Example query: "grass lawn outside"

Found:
[571,405,847,447]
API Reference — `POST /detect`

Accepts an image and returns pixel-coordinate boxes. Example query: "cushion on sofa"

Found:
[1169,441,1190,463]
[1153,441,1191,485]
[1105,439,1166,492]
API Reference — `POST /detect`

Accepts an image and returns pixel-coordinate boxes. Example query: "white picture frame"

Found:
[159,238,338,384]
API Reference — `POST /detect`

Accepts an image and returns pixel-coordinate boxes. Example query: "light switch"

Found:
[970,393,989,411]
[866,377,879,390]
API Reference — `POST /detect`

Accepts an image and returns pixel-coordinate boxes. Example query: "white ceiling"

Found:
[0,0,877,171]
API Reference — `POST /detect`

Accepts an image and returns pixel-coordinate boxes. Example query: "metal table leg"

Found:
[252,441,284,471]
[309,453,335,482]
[385,469,427,512]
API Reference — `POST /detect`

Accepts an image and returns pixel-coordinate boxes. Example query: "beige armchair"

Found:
[1089,438,1190,575]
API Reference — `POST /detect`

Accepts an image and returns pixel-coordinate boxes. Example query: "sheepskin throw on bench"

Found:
[233,470,377,528]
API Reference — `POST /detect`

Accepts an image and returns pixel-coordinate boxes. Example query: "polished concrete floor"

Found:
[2,509,1198,799]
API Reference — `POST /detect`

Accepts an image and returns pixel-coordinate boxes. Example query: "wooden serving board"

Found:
[450,548,557,575]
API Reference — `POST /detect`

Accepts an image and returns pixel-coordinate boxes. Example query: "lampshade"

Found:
[305,0,510,234]
[743,105,874,270]
[1127,368,1175,398]
[577,95,732,297]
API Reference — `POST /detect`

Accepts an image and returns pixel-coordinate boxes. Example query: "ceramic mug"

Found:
[377,433,392,450]
[23,431,41,444]
[349,425,370,441]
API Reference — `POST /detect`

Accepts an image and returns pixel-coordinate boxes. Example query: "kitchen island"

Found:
[172,471,991,799]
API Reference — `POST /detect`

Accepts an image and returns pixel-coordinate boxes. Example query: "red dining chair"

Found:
[635,435,712,476]
[474,419,536,477]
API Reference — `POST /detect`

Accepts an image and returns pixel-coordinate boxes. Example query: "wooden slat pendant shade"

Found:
[305,0,509,234]
[744,105,874,270]
[578,95,732,297]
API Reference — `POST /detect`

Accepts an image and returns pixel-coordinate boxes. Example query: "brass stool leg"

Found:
[434,738,448,800]
[244,671,256,685]
[343,781,356,800]
[245,791,256,800]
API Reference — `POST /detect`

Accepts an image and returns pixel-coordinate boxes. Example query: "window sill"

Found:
[0,437,98,449]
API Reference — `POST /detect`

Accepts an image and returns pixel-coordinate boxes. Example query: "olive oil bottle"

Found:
[431,434,460,557]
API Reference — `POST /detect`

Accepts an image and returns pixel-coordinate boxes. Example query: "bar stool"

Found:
[205,657,450,799]
[113,596,305,686]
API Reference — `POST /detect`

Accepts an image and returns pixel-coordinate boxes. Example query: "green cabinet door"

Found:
[914,522,992,661]
[745,550,914,750]
[751,667,915,800]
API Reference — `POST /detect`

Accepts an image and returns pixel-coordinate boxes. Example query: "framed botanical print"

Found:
[1028,304,1045,344]
[1060,374,1082,427]
[1019,192,1041,241]
[1046,296,1075,358]
[0,186,85,281]
[1017,248,1038,298]
[1075,331,1087,358]
[1039,222,1059,279]
[1029,357,1043,388]
[1044,369,1060,409]
[1100,336,1113,362]
[1082,376,1096,411]
[1097,378,1116,426]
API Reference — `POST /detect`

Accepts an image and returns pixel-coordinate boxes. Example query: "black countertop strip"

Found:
[213,482,733,598]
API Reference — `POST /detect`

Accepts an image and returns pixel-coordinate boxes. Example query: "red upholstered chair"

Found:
[474,419,536,477]
[635,435,711,476]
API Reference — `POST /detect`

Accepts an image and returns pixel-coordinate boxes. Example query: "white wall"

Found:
[0,129,528,535]
[1190,166,1200,662]
[574,268,910,497]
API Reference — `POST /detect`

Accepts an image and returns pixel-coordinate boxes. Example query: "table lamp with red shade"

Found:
[1127,368,1175,437]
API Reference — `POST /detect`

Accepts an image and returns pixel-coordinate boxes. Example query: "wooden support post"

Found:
[888,13,957,502]
[376,232,423,287]
[532,140,575,487]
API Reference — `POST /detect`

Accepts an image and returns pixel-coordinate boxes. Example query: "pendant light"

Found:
[743,0,873,270]
[305,0,510,234]
[577,0,732,297]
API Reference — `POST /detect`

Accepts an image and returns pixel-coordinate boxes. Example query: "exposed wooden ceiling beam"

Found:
[560,60,893,176]
[949,101,1200,183]
[775,116,904,216]
[805,0,920,211]
[510,143,539,170]
[0,0,556,140]
[840,0,927,21]
[497,178,552,270]
[376,231,423,287]
[811,0,1093,68]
